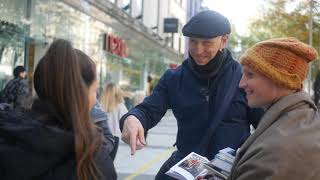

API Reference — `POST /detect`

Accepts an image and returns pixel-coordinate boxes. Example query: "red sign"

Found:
[104,33,128,58]
[169,63,178,69]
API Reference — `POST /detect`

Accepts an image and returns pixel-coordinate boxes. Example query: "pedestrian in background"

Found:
[146,75,154,96]
[100,82,128,159]
[0,39,116,180]
[90,101,116,158]
[120,84,134,110]
[120,10,263,180]
[229,37,320,180]
[0,65,31,109]
[313,71,320,108]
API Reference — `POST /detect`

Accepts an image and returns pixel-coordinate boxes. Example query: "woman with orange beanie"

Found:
[228,37,320,180]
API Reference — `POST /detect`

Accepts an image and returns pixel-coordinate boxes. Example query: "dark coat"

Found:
[120,50,262,160]
[0,101,117,180]
[0,78,31,109]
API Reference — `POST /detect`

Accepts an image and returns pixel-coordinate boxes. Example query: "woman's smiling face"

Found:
[239,65,283,108]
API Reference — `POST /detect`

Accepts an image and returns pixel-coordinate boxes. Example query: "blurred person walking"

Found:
[313,71,320,108]
[0,39,116,180]
[120,84,134,110]
[146,75,154,96]
[0,65,31,109]
[100,82,128,159]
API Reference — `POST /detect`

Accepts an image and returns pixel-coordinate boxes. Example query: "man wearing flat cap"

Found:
[120,10,263,179]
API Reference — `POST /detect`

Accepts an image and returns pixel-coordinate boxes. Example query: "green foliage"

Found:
[238,0,320,83]
[240,0,320,50]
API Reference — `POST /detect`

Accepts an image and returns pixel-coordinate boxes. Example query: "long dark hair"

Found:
[75,49,96,87]
[34,39,101,180]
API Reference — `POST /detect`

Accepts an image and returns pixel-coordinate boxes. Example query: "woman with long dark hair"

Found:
[0,39,117,180]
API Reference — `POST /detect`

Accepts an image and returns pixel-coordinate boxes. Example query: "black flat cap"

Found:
[182,10,231,39]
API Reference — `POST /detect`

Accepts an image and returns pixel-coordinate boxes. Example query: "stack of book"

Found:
[164,147,236,180]
[203,147,236,180]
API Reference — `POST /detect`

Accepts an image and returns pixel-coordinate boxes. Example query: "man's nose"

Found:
[192,44,204,55]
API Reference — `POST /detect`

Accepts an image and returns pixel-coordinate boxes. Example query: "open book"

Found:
[165,152,209,180]
[165,148,235,180]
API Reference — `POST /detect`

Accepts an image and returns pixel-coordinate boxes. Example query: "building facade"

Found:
[0,0,186,94]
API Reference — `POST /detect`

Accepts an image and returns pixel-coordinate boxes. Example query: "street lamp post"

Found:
[307,0,314,95]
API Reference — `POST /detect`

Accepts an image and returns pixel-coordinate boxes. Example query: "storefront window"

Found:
[0,0,27,88]
[0,0,27,25]
[28,0,181,93]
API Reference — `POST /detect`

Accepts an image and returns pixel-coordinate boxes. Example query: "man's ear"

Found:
[220,35,228,51]
[222,35,228,44]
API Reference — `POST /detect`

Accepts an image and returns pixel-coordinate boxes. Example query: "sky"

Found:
[203,0,264,36]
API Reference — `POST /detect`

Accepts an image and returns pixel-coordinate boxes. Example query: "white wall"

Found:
[142,0,158,29]
[168,0,187,54]
[155,0,187,54]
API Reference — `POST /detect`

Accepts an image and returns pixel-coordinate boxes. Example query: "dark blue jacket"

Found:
[120,51,262,160]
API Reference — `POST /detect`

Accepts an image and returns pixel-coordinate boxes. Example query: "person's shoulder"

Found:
[19,78,28,84]
[4,78,16,87]
[160,67,183,85]
[5,78,26,89]
[223,53,242,73]
[0,109,47,128]
[161,67,179,80]
[91,102,108,123]
[163,60,188,77]
[225,51,241,66]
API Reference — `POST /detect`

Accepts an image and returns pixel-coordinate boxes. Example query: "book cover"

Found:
[210,156,233,173]
[219,147,236,159]
[202,162,228,180]
[214,153,234,165]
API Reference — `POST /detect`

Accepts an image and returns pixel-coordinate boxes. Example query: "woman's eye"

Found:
[245,72,253,78]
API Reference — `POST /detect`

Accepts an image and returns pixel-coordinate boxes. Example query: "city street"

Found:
[114,111,177,180]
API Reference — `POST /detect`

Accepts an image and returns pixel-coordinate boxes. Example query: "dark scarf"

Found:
[188,49,227,80]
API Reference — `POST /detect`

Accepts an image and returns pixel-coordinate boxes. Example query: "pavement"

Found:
[114,111,178,180]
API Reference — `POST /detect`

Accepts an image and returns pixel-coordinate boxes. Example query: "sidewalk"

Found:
[114,112,177,180]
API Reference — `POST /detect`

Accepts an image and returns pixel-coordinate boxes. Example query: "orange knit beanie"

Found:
[240,37,318,90]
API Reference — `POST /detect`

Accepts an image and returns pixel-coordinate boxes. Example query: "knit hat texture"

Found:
[240,37,318,90]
